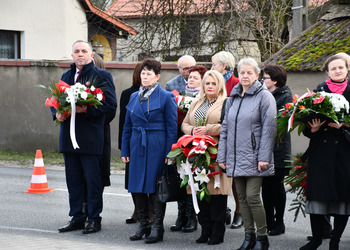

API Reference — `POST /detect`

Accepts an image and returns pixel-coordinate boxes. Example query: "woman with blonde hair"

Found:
[182,70,232,245]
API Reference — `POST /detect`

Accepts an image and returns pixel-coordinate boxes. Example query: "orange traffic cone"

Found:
[23,150,55,194]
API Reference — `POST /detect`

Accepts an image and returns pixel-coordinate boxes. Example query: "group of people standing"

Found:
[118,53,287,250]
[51,40,350,250]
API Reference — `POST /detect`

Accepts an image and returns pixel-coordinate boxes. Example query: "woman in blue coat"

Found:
[121,59,177,244]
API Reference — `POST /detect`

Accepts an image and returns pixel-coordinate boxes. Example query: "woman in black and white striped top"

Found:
[181,70,232,245]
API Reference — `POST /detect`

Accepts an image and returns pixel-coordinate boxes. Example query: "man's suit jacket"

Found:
[166,74,186,93]
[56,61,117,155]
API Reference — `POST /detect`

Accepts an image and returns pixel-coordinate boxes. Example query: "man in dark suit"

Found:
[55,40,117,234]
[166,55,196,93]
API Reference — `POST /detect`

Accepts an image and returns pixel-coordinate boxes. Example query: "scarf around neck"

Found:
[326,78,347,94]
[139,83,159,103]
[223,71,233,82]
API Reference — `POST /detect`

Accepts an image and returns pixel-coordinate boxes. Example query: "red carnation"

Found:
[285,103,293,110]
[45,97,59,110]
[313,95,325,104]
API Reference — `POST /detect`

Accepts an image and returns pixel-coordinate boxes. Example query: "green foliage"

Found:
[167,147,183,158]
[284,153,307,222]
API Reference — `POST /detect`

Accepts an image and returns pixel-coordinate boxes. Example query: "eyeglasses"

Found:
[262,76,271,80]
[179,66,192,71]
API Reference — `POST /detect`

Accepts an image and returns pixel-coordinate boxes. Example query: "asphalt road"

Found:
[0,165,349,249]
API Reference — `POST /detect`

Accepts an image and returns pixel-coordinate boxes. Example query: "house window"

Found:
[0,30,20,59]
[180,19,200,46]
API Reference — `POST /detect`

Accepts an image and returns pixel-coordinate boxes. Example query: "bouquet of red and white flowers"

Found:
[167,135,223,213]
[276,90,350,141]
[172,90,197,124]
[36,79,105,149]
[36,80,104,125]
[284,153,308,222]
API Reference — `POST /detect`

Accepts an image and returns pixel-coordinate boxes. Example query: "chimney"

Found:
[292,0,308,39]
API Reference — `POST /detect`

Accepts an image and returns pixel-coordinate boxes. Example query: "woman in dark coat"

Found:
[261,65,292,236]
[118,63,145,224]
[121,59,177,244]
[300,55,350,250]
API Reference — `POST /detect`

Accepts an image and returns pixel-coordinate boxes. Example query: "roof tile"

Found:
[262,17,350,71]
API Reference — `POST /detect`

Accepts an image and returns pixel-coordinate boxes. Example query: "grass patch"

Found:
[0,150,125,171]
[0,150,64,165]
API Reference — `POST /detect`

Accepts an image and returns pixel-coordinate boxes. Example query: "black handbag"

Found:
[156,164,187,203]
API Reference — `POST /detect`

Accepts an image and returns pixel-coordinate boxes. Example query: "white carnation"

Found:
[80,91,88,100]
[97,93,103,101]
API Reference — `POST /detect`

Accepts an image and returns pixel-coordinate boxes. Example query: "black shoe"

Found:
[58,220,85,232]
[237,233,256,250]
[145,228,164,244]
[82,221,101,234]
[170,215,186,231]
[252,235,269,250]
[226,207,232,225]
[196,234,209,243]
[231,212,243,229]
[307,234,331,240]
[268,222,285,236]
[126,217,138,224]
[182,217,197,232]
[130,224,151,241]
[299,239,322,250]
[207,237,223,245]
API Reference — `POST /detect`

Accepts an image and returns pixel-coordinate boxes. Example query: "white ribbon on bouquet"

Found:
[67,91,80,149]
[185,157,200,214]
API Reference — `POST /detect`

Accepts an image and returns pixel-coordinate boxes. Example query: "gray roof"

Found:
[262,16,350,71]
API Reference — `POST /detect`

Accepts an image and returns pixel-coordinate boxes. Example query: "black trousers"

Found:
[262,175,286,230]
[198,195,227,240]
[63,152,103,223]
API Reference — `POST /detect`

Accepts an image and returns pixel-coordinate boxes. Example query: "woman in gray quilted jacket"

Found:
[217,57,277,250]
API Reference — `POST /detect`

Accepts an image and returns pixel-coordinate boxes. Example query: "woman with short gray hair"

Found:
[212,51,239,97]
[217,57,277,250]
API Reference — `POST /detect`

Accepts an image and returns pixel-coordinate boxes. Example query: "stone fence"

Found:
[0,59,179,156]
[1,59,326,156]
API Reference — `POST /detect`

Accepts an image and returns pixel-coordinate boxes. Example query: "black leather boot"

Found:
[231,212,243,229]
[145,196,166,244]
[329,237,340,250]
[130,194,151,241]
[300,214,324,249]
[252,235,269,250]
[196,227,211,243]
[268,222,285,236]
[182,196,197,232]
[329,214,349,250]
[170,199,186,231]
[237,232,256,250]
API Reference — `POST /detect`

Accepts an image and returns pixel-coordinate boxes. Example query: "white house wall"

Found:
[0,0,88,60]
